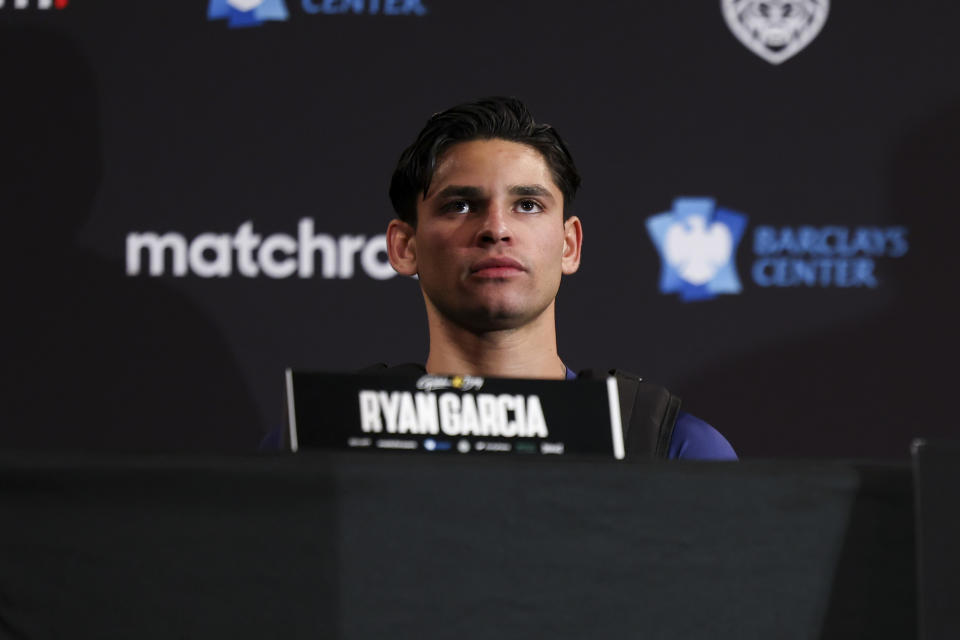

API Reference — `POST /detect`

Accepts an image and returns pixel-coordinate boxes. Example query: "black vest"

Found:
[363,364,681,460]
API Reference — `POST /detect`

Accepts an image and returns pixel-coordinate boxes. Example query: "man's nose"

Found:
[475,202,512,245]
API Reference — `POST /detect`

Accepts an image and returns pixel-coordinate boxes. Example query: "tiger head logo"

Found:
[721,0,829,65]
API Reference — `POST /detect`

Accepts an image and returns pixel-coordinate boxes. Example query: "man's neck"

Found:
[424,304,566,380]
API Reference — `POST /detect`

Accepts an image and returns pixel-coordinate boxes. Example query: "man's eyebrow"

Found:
[433,185,485,200]
[509,184,554,198]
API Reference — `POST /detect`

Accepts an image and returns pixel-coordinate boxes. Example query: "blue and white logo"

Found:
[646,197,748,302]
[422,438,452,451]
[208,0,288,28]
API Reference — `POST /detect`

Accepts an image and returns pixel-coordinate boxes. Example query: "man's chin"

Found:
[441,303,535,333]
[459,307,529,332]
[424,289,553,333]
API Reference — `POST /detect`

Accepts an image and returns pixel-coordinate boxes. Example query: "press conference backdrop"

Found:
[1,1,956,458]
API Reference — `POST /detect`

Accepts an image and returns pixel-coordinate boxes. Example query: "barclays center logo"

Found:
[208,0,427,27]
[646,197,910,302]
[208,0,288,28]
[646,198,748,302]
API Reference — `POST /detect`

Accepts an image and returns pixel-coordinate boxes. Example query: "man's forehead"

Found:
[426,139,559,198]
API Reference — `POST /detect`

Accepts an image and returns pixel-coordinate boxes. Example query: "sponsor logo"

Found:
[722,0,829,65]
[208,0,426,28]
[540,442,564,455]
[423,438,451,452]
[208,0,288,28]
[0,0,68,8]
[752,225,907,287]
[357,390,549,438]
[375,438,418,450]
[646,197,910,301]
[456,439,470,453]
[301,0,427,16]
[415,374,484,392]
[125,218,394,280]
[646,197,748,302]
[475,441,511,453]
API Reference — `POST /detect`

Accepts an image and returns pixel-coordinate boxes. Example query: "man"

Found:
[381,97,736,460]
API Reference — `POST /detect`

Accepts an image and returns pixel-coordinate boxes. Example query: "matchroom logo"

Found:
[207,0,288,28]
[125,218,396,280]
[646,198,748,302]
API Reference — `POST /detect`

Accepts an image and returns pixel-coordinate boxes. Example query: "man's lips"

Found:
[469,257,526,278]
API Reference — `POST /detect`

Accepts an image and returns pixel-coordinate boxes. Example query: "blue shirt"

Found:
[564,367,736,461]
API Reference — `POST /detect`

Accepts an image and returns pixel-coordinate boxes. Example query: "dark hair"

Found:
[389,96,581,225]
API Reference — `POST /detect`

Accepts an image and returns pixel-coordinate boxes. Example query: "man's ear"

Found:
[387,219,418,276]
[561,215,582,275]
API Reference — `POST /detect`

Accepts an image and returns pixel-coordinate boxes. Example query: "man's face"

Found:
[393,138,581,332]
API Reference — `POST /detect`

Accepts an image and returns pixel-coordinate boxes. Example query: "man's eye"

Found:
[443,200,471,214]
[516,199,543,213]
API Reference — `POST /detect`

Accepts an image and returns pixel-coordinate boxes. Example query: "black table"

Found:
[0,452,915,639]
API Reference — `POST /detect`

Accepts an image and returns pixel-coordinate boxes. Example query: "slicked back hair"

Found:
[389,97,581,226]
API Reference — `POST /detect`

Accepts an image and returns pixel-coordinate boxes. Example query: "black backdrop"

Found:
[1,0,957,458]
